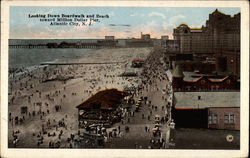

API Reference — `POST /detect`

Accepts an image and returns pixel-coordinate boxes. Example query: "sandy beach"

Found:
[4,5,243,154]
[7,45,235,149]
[8,47,167,148]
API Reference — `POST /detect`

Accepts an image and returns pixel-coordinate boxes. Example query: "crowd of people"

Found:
[102,48,174,149]
[8,48,150,148]
[8,46,175,149]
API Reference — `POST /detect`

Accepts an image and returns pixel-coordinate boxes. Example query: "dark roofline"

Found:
[184,75,233,83]
[76,88,126,109]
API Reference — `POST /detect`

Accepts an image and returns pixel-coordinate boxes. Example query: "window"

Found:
[208,114,218,124]
[230,114,235,123]
[198,96,201,100]
[208,115,212,124]
[224,114,229,123]
[224,114,235,124]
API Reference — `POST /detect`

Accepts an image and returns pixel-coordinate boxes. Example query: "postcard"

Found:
[1,0,249,158]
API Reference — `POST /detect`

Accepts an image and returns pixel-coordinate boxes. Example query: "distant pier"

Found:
[9,44,109,49]
[9,40,117,49]
[9,44,47,49]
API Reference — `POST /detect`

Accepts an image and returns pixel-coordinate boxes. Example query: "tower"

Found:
[172,65,185,90]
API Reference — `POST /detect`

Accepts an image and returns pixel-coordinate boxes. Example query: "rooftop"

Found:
[174,91,240,109]
[76,89,126,110]
[172,66,232,82]
[212,8,225,15]
[190,29,203,33]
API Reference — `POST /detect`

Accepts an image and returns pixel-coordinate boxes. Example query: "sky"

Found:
[9,7,240,39]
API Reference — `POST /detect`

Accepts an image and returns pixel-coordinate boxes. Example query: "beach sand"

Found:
[8,47,155,148]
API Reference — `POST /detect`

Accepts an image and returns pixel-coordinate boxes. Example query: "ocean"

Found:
[9,48,92,68]
[9,39,127,68]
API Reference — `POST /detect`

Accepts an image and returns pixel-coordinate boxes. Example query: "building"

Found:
[165,40,180,52]
[169,54,217,73]
[172,65,239,92]
[76,89,126,128]
[161,39,180,52]
[216,50,240,78]
[173,9,240,55]
[171,60,216,74]
[173,91,240,130]
[168,64,240,130]
[141,32,151,40]
[105,36,115,40]
[124,33,154,47]
[173,24,205,54]
[161,35,169,40]
[161,36,168,48]
[125,39,153,47]
[173,9,240,77]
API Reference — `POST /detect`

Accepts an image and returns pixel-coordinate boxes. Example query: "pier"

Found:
[9,40,117,49]
[9,44,110,49]
[9,44,47,49]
